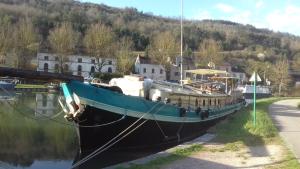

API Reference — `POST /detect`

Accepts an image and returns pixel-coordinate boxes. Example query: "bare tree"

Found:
[149,31,179,79]
[48,22,79,73]
[197,39,223,68]
[84,23,115,73]
[270,58,291,95]
[116,37,134,75]
[291,52,300,71]
[0,17,12,66]
[13,18,39,69]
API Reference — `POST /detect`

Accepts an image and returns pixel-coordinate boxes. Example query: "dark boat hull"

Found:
[77,105,233,151]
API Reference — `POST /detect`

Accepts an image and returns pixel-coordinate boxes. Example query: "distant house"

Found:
[170,56,196,81]
[37,53,116,78]
[217,63,247,83]
[134,55,166,80]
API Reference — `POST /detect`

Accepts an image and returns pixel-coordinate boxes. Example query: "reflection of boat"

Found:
[0,78,17,90]
[59,73,245,151]
[0,91,16,101]
[236,85,271,103]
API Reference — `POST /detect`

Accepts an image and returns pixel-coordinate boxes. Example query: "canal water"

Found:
[0,91,77,169]
[0,91,163,169]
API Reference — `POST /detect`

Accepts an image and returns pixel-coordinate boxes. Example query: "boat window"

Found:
[44,63,48,72]
[152,68,155,74]
[178,98,182,107]
[143,68,146,73]
[108,67,112,73]
[160,69,163,74]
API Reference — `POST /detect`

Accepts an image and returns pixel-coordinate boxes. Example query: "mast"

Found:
[180,0,183,86]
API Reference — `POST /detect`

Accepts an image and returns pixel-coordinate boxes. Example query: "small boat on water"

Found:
[59,73,245,151]
[236,85,271,103]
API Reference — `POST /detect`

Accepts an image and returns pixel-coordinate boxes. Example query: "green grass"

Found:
[214,97,300,168]
[15,84,47,89]
[117,144,203,169]
[266,149,300,169]
[214,98,281,146]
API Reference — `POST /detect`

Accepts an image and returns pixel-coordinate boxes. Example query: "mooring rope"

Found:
[71,102,167,168]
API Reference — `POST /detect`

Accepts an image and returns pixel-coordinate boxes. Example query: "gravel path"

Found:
[269,99,300,162]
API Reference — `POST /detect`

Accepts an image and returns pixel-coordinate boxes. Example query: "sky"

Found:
[79,0,300,36]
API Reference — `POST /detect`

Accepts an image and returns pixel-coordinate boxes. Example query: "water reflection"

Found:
[35,93,59,118]
[0,91,77,169]
[0,91,170,169]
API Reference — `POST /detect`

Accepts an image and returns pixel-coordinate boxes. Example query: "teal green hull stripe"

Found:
[65,81,243,123]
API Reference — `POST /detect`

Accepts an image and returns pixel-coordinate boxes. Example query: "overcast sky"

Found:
[79,0,300,36]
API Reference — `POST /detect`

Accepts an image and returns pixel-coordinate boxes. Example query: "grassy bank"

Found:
[120,98,300,169]
[214,98,280,145]
[214,97,300,169]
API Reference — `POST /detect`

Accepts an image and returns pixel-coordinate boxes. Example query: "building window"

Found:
[54,64,59,72]
[203,100,205,106]
[55,56,59,61]
[64,64,69,72]
[91,59,95,64]
[44,56,49,60]
[174,72,180,76]
[77,65,82,76]
[152,68,155,74]
[90,66,95,74]
[160,69,163,74]
[78,58,82,63]
[108,60,112,65]
[42,94,47,107]
[108,67,112,73]
[143,68,146,73]
[44,63,48,72]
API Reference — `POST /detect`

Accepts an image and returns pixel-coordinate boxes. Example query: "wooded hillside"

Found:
[0,0,299,95]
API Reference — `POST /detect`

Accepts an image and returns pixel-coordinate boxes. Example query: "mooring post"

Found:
[253,71,256,127]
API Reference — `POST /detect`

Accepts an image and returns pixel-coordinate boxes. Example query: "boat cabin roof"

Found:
[185,69,228,75]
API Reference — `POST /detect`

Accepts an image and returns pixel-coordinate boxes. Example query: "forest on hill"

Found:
[0,0,299,95]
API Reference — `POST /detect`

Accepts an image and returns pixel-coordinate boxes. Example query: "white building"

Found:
[37,53,116,78]
[134,55,166,80]
[35,93,57,118]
